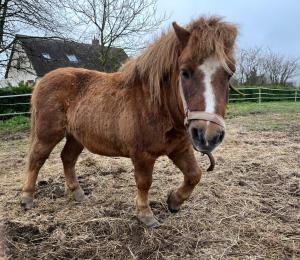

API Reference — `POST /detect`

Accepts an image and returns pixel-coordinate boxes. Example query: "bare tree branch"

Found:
[263,49,300,85]
[60,0,167,70]
[0,0,70,74]
[236,46,300,87]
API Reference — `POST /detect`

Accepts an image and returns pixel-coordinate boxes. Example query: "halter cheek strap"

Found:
[185,111,226,128]
[179,82,226,129]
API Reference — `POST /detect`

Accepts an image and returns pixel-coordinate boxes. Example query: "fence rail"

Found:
[0,87,299,118]
[0,93,32,99]
[0,93,32,118]
[229,87,298,103]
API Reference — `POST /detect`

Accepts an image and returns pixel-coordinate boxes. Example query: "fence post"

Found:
[258,88,261,104]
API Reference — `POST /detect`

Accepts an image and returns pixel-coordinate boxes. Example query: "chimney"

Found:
[92,36,99,45]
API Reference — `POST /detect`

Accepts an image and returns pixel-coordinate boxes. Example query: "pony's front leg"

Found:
[167,147,202,212]
[133,157,159,227]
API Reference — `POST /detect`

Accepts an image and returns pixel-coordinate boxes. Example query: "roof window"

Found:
[66,54,78,63]
[42,52,51,59]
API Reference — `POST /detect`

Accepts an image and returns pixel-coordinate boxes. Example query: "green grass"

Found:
[0,116,30,134]
[227,101,300,131]
[227,101,300,118]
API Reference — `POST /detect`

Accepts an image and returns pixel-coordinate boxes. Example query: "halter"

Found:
[179,82,226,129]
[178,81,225,172]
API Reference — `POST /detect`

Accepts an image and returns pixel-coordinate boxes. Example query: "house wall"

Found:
[0,79,11,88]
[5,42,37,87]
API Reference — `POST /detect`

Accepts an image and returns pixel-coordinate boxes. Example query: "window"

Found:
[66,54,78,63]
[42,52,51,60]
[27,80,34,86]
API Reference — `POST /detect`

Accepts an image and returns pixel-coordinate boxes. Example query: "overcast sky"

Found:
[155,0,299,58]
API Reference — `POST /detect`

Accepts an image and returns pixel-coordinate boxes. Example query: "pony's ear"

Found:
[172,22,190,47]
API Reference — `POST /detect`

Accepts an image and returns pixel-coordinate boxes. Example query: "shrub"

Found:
[0,82,33,116]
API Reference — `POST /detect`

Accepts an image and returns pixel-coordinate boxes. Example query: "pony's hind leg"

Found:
[21,104,66,209]
[60,135,85,202]
[21,136,63,209]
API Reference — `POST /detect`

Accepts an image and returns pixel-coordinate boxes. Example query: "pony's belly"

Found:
[69,122,129,157]
[67,96,133,158]
[80,137,129,157]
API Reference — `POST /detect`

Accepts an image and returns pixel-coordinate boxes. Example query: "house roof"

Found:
[5,35,128,78]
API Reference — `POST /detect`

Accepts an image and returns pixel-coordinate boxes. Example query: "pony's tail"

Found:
[29,82,38,148]
[29,103,36,148]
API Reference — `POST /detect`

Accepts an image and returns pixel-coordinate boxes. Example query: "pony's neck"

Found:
[119,29,186,128]
[160,73,186,130]
[120,30,181,105]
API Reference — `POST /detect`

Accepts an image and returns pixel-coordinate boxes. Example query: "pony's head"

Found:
[173,17,237,153]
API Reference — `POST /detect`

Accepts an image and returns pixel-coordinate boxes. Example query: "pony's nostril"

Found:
[191,127,199,140]
[211,135,219,145]
[191,128,206,145]
[211,131,225,145]
[219,130,225,142]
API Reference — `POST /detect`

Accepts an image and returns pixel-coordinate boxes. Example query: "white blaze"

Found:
[198,56,221,113]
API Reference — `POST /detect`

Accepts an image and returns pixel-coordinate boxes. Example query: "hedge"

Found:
[0,82,33,115]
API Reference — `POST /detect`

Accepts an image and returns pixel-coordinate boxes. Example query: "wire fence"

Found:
[0,93,31,118]
[229,87,298,103]
[0,87,299,118]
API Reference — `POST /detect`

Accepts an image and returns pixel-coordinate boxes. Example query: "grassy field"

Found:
[0,116,29,134]
[227,101,300,117]
[0,101,299,259]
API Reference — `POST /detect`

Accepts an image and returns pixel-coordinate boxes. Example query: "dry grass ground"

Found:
[0,102,299,259]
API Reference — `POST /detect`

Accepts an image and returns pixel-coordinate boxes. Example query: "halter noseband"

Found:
[179,82,226,129]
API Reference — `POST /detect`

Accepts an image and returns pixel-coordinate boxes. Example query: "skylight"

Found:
[42,52,51,59]
[66,54,78,63]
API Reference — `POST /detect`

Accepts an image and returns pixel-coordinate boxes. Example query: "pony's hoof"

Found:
[21,194,33,210]
[72,187,86,202]
[167,191,180,213]
[138,215,160,228]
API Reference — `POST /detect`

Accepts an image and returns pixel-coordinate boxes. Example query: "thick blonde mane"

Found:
[120,16,238,103]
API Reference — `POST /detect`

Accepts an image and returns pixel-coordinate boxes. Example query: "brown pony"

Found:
[21,17,238,227]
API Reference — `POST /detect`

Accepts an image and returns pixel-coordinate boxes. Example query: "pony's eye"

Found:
[227,73,233,80]
[181,69,191,80]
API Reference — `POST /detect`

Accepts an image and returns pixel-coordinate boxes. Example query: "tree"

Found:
[0,0,67,73]
[60,0,166,70]
[236,46,300,87]
[263,49,300,85]
[236,47,265,85]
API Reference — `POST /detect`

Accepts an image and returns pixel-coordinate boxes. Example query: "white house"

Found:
[4,35,128,87]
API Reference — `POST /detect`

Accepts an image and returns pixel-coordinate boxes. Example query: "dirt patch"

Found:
[0,112,299,259]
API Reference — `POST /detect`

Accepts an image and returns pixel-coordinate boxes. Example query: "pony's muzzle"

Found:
[188,120,225,152]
